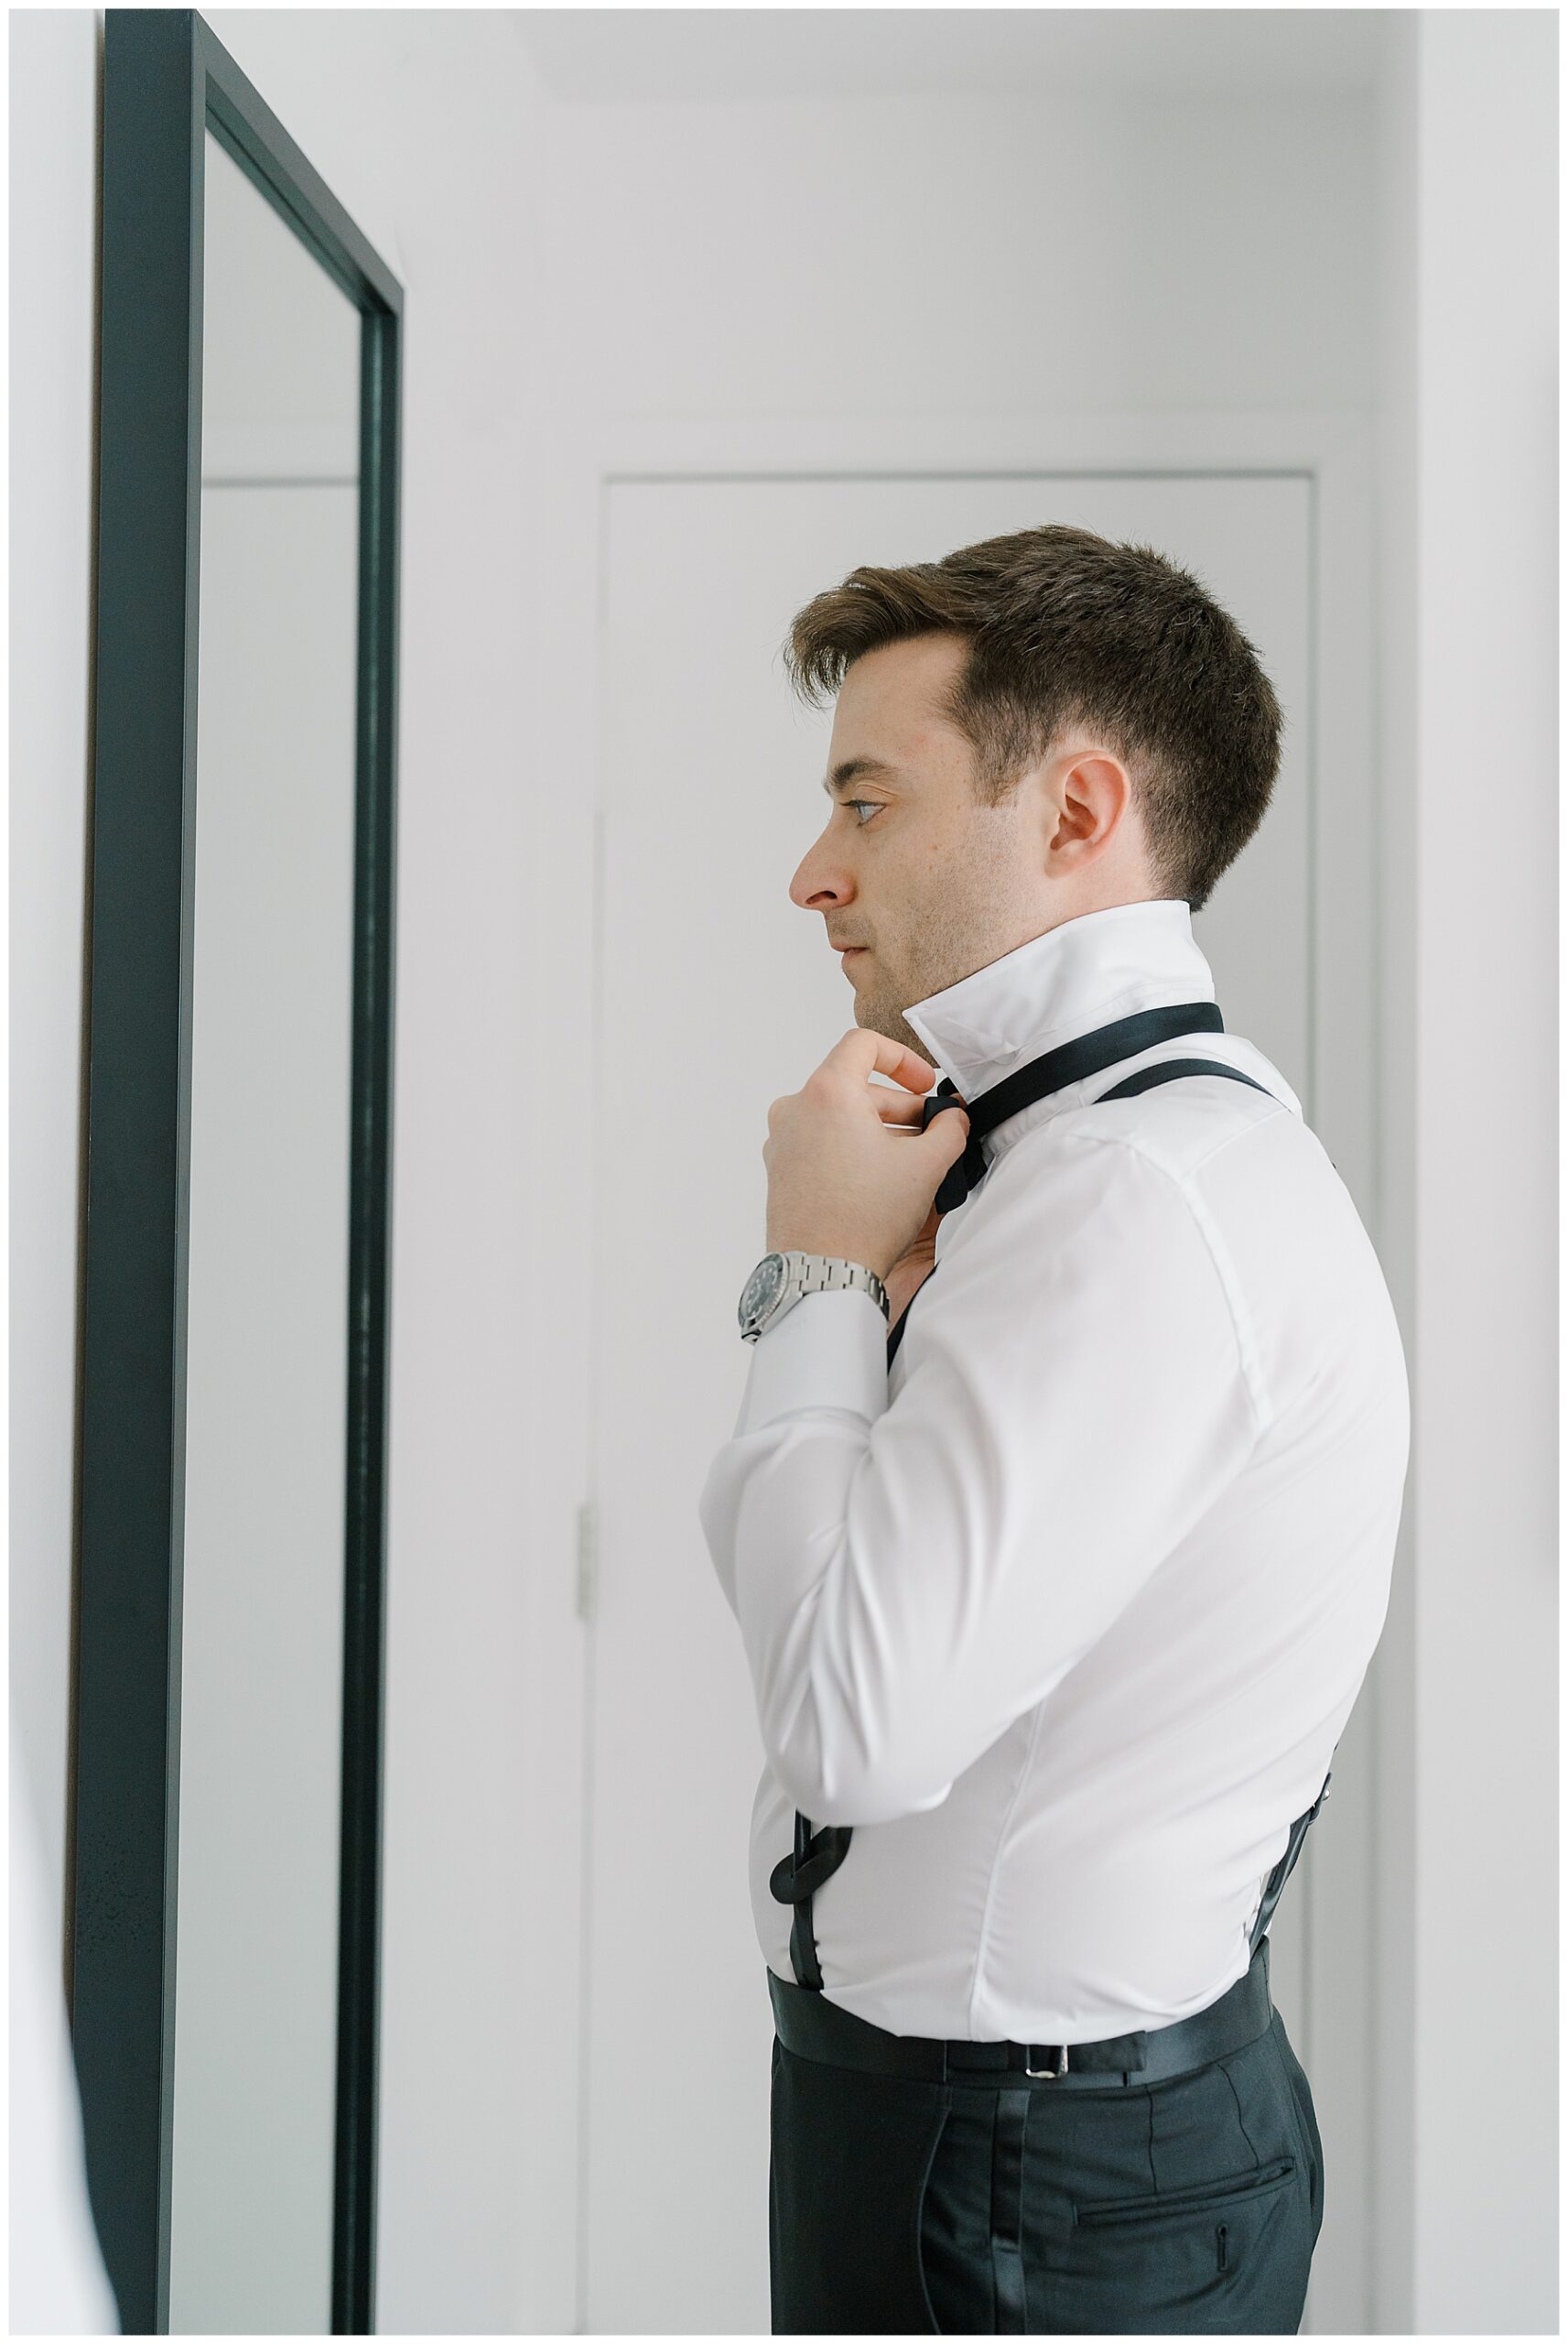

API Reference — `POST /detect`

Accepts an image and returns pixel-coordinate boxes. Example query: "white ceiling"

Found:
[508,8,1390,103]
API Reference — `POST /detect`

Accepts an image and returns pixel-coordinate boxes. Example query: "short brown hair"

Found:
[782,522,1282,912]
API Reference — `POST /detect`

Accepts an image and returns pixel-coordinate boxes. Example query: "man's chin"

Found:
[855,993,935,1069]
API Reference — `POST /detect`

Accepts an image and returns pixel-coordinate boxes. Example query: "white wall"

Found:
[9,8,1554,2336]
[7,1,101,1976]
[535,85,1379,418]
[1370,23,1422,2330]
[1373,12,1558,2334]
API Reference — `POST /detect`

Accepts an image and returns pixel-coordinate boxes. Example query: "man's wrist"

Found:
[741,1251,890,1344]
[765,1236,892,1283]
[737,1263,892,1429]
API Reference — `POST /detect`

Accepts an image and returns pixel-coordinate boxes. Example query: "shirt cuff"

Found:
[736,1285,891,1435]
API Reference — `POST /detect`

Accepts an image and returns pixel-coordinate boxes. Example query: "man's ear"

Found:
[1054,750,1134,857]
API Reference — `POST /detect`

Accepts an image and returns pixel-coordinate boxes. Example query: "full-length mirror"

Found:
[72,15,401,2333]
[168,126,362,2334]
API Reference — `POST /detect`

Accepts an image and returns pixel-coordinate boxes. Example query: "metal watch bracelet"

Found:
[790,1253,889,1314]
[743,1250,890,1342]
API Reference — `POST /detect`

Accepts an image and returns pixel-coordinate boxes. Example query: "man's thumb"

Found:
[926,1099,971,1156]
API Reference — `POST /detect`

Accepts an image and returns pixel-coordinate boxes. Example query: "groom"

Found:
[699,522,1409,2333]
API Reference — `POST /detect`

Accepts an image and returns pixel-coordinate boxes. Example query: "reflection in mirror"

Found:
[168,125,362,2335]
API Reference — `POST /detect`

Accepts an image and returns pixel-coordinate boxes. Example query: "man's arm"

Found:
[697,1128,1265,1824]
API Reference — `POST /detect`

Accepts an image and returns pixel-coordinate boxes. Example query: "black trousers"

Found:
[768,1960,1325,2334]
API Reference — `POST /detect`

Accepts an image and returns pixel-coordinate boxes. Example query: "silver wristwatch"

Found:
[738,1250,890,1343]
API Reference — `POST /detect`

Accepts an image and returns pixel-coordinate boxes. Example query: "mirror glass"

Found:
[168,125,362,2335]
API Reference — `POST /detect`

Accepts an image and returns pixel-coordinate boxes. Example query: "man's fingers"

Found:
[821,1027,937,1094]
[773,1084,929,1127]
[873,1092,928,1125]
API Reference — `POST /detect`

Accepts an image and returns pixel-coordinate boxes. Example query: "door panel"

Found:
[588,473,1311,2331]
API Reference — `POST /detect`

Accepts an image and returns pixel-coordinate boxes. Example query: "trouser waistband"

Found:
[768,1932,1275,2090]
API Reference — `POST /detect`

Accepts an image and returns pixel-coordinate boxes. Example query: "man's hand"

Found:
[762,1030,970,1284]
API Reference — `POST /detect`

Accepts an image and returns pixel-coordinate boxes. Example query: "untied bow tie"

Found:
[918,1000,1227,1215]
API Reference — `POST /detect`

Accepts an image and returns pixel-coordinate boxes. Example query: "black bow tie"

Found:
[919,1000,1226,1214]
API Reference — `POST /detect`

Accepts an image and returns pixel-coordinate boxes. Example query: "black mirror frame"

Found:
[74,12,402,2332]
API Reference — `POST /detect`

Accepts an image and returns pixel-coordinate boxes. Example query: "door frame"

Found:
[527,406,1380,2333]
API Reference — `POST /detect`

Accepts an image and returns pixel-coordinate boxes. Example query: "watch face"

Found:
[740,1252,787,1329]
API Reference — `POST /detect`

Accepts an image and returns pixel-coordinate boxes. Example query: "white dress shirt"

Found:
[697,898,1411,2043]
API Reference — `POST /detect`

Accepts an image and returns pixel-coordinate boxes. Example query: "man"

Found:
[697,523,1410,2335]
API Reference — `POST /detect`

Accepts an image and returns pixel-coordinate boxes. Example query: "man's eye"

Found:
[847,799,881,826]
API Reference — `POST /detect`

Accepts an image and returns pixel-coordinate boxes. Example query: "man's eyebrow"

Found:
[822,756,899,798]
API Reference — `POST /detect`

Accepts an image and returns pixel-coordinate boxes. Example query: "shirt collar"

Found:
[903,898,1217,1104]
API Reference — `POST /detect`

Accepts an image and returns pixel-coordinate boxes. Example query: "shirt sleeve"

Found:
[696,1129,1266,1825]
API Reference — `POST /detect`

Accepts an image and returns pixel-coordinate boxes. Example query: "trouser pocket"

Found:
[1073,2153,1297,2230]
[1049,2032,1316,2332]
[1065,2145,1313,2332]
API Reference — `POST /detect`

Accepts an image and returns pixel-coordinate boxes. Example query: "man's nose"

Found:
[789,837,851,911]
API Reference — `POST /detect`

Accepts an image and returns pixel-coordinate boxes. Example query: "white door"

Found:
[586,474,1312,2332]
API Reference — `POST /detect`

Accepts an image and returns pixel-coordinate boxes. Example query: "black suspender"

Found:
[768,1264,943,1983]
[925,1000,1227,1215]
[1247,1761,1335,1956]
[1098,1055,1276,1103]
[767,1034,1333,1993]
[767,1811,854,1993]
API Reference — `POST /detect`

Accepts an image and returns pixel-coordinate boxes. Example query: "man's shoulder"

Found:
[1029,1044,1308,1195]
[988,1053,1368,1279]
[1014,1057,1395,1340]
